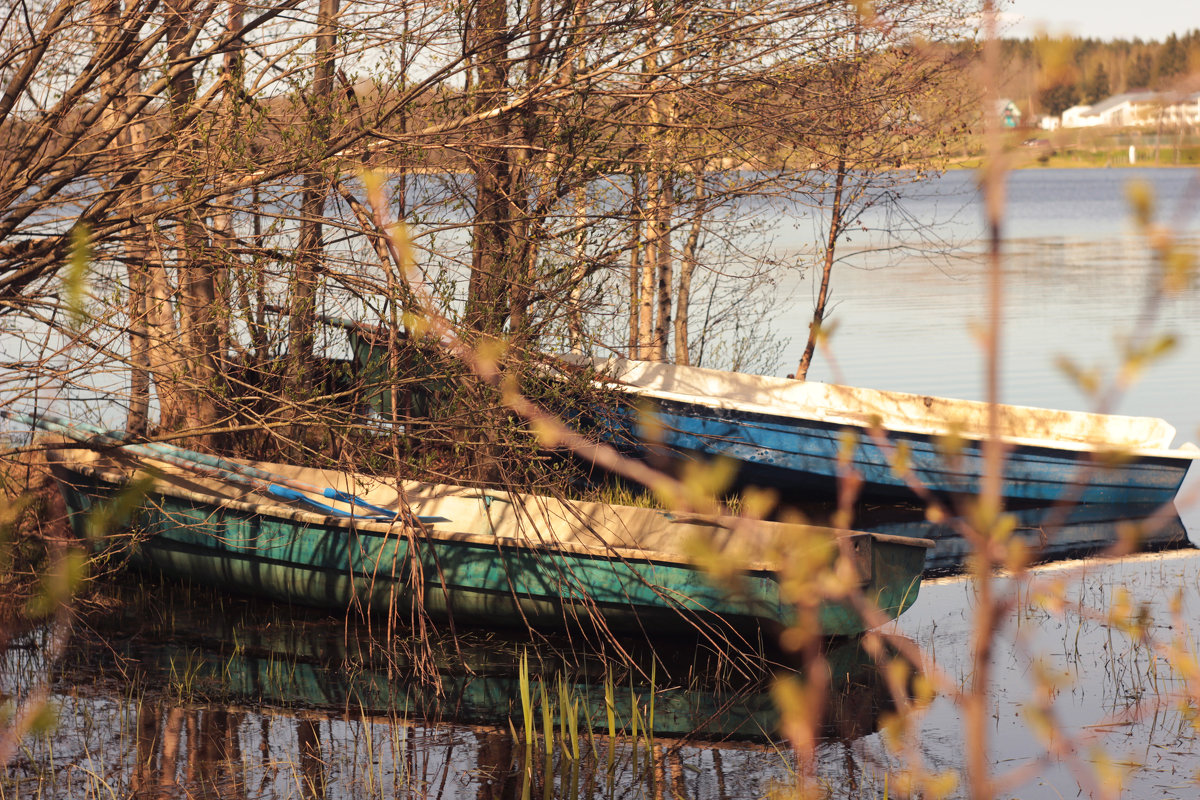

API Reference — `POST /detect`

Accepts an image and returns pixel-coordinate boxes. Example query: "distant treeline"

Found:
[998,32,1200,118]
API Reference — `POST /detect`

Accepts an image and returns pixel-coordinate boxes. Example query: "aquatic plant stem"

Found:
[969,4,1005,797]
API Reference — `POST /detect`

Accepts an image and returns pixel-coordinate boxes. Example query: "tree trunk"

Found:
[464,0,512,340]
[288,0,338,385]
[165,0,223,446]
[118,43,183,432]
[675,167,704,365]
[126,267,151,436]
[636,43,662,361]
[795,158,846,381]
[653,171,673,361]
[142,209,189,432]
[211,0,244,376]
[638,171,658,358]
[507,0,550,344]
[504,127,534,343]
[628,171,642,356]
[567,186,587,353]
[93,0,150,434]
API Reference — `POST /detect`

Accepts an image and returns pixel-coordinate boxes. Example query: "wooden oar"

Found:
[8,411,414,522]
[76,419,404,517]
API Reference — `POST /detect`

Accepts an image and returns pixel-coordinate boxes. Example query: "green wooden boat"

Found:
[47,447,932,637]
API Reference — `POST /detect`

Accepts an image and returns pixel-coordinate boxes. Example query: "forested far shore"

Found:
[999,32,1200,117]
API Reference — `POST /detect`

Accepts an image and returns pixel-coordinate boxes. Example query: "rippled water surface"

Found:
[9,551,1200,799]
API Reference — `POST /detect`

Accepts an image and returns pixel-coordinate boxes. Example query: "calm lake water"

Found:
[12,553,1200,799]
[8,167,1200,799]
[852,548,1200,799]
[774,168,1200,433]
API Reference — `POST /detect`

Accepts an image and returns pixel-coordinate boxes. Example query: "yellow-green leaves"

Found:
[634,400,664,446]
[360,168,385,212]
[809,318,839,350]
[651,454,735,515]
[1126,179,1154,228]
[1055,355,1102,398]
[936,423,966,463]
[401,310,430,339]
[26,701,57,736]
[25,548,88,619]
[85,472,156,543]
[475,336,508,382]
[1118,332,1177,387]
[739,485,779,521]
[64,223,91,329]
[678,456,737,510]
[1088,748,1129,799]
[1162,246,1196,294]
[1106,587,1152,637]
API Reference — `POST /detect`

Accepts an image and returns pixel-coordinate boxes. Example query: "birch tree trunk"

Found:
[211,0,244,375]
[628,170,643,356]
[639,169,658,359]
[794,157,846,381]
[635,42,661,360]
[568,186,587,353]
[674,167,704,365]
[92,0,151,434]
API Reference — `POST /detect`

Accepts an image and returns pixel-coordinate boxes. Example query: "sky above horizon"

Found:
[1002,0,1193,41]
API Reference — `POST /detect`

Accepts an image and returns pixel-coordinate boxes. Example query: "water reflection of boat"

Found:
[60,591,905,744]
[860,502,1191,573]
[46,445,933,637]
[561,356,1198,505]
[46,592,911,800]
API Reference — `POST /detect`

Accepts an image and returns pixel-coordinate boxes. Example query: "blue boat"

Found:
[569,357,1199,505]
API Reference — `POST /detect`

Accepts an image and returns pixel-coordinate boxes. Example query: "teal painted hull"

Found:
[50,454,930,637]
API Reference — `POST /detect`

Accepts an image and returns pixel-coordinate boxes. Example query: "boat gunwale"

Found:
[49,451,934,575]
[576,356,1199,460]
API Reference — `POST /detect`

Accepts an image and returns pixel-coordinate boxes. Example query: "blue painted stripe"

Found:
[598,400,1189,504]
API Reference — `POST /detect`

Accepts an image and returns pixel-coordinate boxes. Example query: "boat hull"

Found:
[611,396,1192,505]
[51,461,928,637]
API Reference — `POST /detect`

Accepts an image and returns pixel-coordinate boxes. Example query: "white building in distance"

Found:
[1059,90,1200,128]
